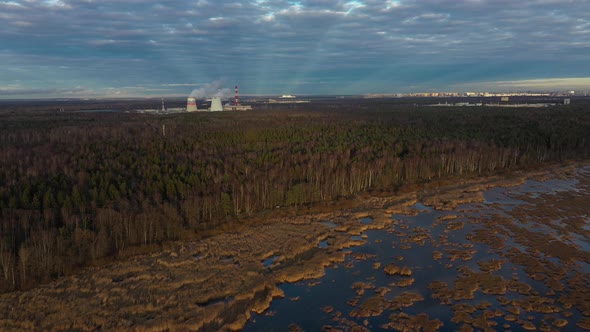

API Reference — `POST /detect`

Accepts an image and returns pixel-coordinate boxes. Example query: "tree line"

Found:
[0,103,589,292]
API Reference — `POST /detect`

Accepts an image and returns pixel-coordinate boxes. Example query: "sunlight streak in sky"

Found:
[0,0,589,98]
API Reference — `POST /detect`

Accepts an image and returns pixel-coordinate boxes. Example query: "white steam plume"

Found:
[189,80,232,99]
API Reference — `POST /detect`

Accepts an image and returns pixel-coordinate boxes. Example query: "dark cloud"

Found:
[0,0,589,97]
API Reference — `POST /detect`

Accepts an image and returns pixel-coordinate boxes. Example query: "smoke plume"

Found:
[189,80,232,99]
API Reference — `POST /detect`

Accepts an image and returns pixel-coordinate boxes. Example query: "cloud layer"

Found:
[1,0,589,98]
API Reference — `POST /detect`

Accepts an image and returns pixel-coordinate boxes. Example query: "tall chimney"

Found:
[235,85,240,106]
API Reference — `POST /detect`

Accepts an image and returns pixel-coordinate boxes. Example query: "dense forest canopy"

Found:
[0,102,589,292]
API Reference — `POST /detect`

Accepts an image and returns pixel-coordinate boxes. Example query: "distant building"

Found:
[268,99,310,104]
[223,104,252,111]
[564,98,571,105]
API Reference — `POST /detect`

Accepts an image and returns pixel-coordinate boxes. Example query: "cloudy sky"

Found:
[1,0,589,98]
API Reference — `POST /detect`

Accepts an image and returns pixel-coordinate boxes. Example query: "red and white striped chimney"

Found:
[235,85,240,106]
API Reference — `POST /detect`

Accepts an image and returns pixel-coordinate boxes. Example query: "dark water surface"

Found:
[244,168,589,331]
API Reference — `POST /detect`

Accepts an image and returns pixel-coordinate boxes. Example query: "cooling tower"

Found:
[210,97,223,112]
[187,97,198,112]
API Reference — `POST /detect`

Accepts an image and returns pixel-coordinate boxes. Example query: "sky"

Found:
[1,0,589,98]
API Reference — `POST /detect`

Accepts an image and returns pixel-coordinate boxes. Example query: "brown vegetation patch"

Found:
[467,227,506,250]
[381,312,443,331]
[390,292,424,311]
[394,278,415,288]
[507,280,533,295]
[352,282,375,297]
[438,214,460,222]
[409,227,432,245]
[511,296,560,314]
[475,301,492,310]
[333,317,370,332]
[506,306,521,315]
[477,259,505,272]
[0,218,344,331]
[445,248,477,262]
[471,312,498,330]
[497,296,511,306]
[288,323,304,331]
[430,267,507,304]
[383,263,400,275]
[551,318,568,328]
[576,318,590,330]
[504,249,567,292]
[505,314,518,322]
[350,295,389,318]
[400,266,412,276]
[351,252,376,261]
[446,221,465,231]
[421,187,487,211]
[429,281,453,304]
[520,320,537,330]
[457,324,474,332]
[433,251,443,260]
[375,287,391,296]
[451,303,476,324]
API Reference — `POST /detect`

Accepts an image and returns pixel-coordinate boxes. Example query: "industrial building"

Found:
[135,84,251,113]
[427,98,572,108]
[186,97,198,112]
[224,104,252,111]
[210,97,223,112]
[187,85,251,112]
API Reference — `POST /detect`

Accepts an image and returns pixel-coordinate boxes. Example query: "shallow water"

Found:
[321,221,337,228]
[360,217,374,225]
[263,255,280,268]
[244,169,590,331]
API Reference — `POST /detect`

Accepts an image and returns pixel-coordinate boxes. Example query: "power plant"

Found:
[187,97,198,112]
[186,84,251,112]
[134,83,251,114]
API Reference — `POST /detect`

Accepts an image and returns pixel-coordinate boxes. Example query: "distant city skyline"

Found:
[1,0,590,99]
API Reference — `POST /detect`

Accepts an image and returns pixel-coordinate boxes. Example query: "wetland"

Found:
[1,162,588,331]
[246,164,590,331]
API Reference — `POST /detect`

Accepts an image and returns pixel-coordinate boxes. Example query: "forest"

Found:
[0,100,589,292]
